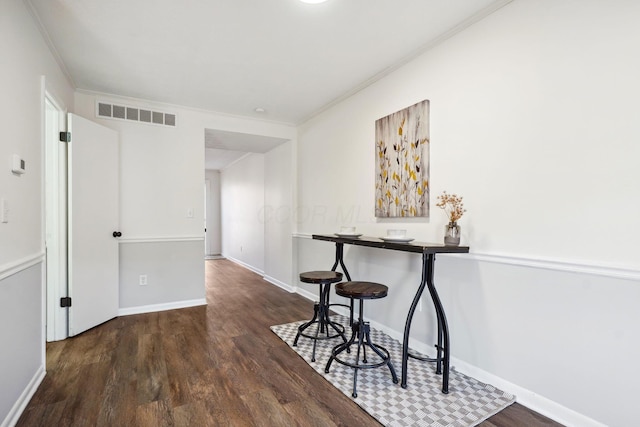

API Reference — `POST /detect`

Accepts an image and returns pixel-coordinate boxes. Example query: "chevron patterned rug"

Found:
[271,316,515,427]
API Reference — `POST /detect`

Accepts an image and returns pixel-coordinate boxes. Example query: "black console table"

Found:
[312,234,469,393]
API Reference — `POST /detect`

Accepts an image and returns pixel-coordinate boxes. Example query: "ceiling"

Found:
[204,129,289,170]
[27,0,510,168]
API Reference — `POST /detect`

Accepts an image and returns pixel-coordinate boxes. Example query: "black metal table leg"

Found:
[331,243,354,325]
[435,311,443,375]
[401,252,429,388]
[331,243,352,280]
[401,253,450,393]
[426,256,450,393]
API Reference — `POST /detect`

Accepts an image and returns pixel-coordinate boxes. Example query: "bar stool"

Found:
[325,281,398,398]
[293,271,347,362]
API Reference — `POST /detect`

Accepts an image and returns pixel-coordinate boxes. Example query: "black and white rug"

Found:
[271,316,515,427]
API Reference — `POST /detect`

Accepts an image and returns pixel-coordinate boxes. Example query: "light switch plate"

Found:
[12,155,25,174]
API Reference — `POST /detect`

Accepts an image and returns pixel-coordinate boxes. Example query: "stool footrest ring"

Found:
[328,303,350,310]
[407,351,440,363]
[296,320,345,341]
[330,342,392,370]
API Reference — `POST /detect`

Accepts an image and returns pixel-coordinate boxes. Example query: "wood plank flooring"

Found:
[17,259,563,426]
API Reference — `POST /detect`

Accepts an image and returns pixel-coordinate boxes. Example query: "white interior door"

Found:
[68,113,119,336]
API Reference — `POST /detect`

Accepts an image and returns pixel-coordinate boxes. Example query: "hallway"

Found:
[17,260,559,426]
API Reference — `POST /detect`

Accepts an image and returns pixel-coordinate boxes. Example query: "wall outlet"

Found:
[187,208,194,218]
[139,274,148,286]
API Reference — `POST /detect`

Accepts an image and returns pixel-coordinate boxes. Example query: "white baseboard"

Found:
[296,287,318,303]
[223,256,296,294]
[1,366,46,427]
[263,275,295,293]
[118,298,207,316]
[224,255,264,276]
[449,358,606,427]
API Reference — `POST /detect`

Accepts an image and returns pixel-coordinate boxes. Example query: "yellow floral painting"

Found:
[375,100,430,218]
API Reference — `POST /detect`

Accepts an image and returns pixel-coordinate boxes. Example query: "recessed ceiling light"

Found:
[300,0,329,4]
[254,107,266,113]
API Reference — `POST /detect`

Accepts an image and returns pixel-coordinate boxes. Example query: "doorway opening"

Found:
[203,129,284,263]
[204,178,223,259]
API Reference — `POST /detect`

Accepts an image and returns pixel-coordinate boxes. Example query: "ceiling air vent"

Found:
[112,105,125,119]
[140,109,152,123]
[126,107,138,121]
[96,101,177,127]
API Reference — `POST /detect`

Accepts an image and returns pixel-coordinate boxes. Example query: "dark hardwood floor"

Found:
[17,259,563,426]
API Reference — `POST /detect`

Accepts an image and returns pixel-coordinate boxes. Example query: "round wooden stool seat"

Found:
[300,270,343,284]
[335,281,388,299]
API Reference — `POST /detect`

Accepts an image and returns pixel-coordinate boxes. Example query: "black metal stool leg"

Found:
[358,301,367,364]
[322,283,342,337]
[325,324,357,373]
[318,283,327,334]
[352,321,364,398]
[293,302,319,347]
[363,325,398,383]
[322,285,348,344]
[350,299,354,326]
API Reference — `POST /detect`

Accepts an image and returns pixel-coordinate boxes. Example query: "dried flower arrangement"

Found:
[436,191,466,223]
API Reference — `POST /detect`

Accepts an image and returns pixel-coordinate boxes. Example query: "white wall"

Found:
[73,93,296,311]
[264,141,294,288]
[0,265,43,427]
[119,241,205,311]
[295,1,640,426]
[0,1,74,425]
[205,169,222,256]
[221,154,266,272]
[0,2,74,263]
[218,141,295,289]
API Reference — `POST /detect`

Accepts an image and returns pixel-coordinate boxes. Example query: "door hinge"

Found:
[59,132,71,142]
[60,297,72,307]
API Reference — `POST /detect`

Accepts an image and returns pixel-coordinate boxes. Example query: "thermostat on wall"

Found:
[12,154,25,174]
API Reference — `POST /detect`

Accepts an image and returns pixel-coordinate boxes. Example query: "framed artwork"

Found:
[375,99,430,218]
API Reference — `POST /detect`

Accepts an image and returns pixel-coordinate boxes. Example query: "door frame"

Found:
[205,179,210,255]
[43,78,69,342]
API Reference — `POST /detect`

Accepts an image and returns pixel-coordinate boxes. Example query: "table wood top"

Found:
[312,234,470,255]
